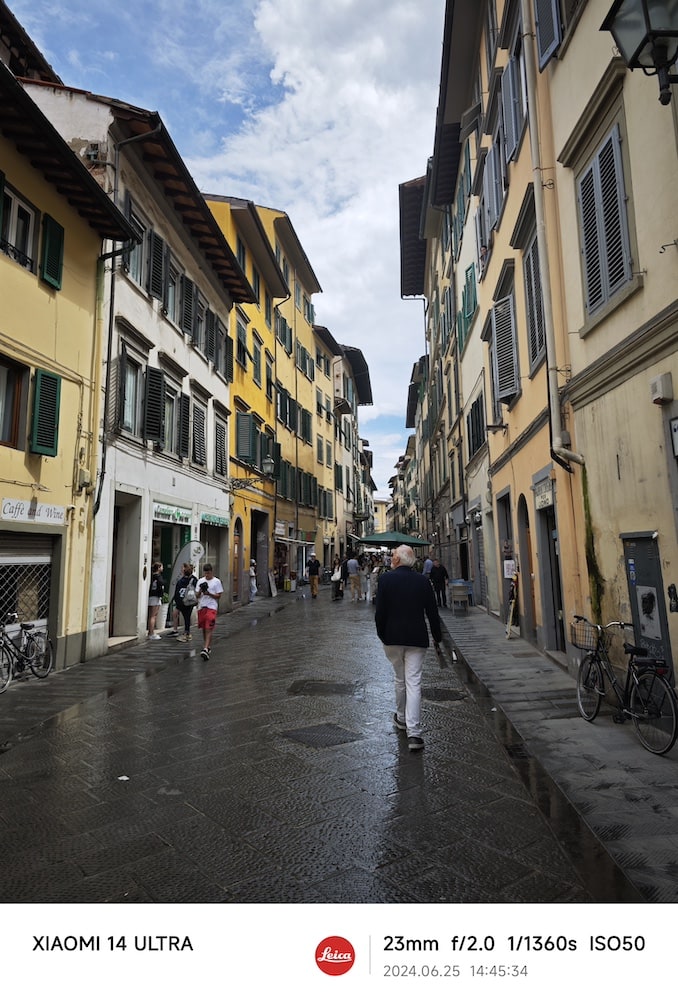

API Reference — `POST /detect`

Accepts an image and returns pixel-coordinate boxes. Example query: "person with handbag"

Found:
[330,555,343,601]
[174,562,198,642]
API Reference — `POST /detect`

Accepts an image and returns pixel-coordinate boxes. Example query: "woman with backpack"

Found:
[174,562,198,642]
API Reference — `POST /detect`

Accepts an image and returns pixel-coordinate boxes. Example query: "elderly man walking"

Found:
[375,544,442,751]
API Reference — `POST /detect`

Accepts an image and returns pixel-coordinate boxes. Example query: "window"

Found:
[502,19,527,163]
[467,393,486,458]
[127,207,148,287]
[165,259,180,324]
[0,176,36,271]
[265,353,274,400]
[163,383,181,454]
[193,296,207,355]
[253,333,262,386]
[326,440,332,467]
[236,315,248,369]
[236,411,258,464]
[317,434,324,465]
[524,233,546,369]
[0,355,26,448]
[236,236,246,272]
[119,345,143,436]
[252,268,260,304]
[577,125,632,319]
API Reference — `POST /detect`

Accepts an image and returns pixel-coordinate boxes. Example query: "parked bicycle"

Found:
[0,612,54,693]
[572,614,678,755]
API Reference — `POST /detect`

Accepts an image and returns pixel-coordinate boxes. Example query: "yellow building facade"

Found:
[0,63,134,668]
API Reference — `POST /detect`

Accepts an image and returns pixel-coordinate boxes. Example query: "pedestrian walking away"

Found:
[347,555,361,601]
[248,559,258,603]
[375,544,442,751]
[174,562,198,641]
[429,558,449,607]
[422,553,434,578]
[306,552,321,599]
[196,563,223,660]
[330,555,343,601]
[147,561,166,640]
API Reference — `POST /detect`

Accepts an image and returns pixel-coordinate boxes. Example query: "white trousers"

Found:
[383,644,426,736]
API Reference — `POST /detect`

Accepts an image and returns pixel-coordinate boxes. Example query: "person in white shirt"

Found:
[196,563,223,661]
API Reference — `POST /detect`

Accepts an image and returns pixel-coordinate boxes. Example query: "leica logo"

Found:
[315,936,355,975]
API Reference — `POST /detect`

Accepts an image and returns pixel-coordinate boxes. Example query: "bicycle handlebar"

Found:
[572,614,631,631]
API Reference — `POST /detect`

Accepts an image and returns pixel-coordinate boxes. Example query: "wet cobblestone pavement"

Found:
[0,589,652,903]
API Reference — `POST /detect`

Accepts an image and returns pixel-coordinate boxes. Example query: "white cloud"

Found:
[10,0,442,493]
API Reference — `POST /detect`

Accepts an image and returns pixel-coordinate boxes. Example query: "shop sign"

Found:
[152,502,192,524]
[534,478,553,510]
[275,521,286,537]
[201,512,230,527]
[2,498,66,525]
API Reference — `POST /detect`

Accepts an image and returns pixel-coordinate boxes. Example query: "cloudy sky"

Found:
[12,0,443,495]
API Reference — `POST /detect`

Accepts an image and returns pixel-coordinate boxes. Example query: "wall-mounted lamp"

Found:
[601,0,678,105]
[222,454,276,492]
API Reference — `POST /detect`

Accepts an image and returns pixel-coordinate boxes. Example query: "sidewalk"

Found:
[440,604,678,903]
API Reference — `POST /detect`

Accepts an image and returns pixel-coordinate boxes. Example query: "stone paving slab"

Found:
[441,606,678,902]
[0,591,609,904]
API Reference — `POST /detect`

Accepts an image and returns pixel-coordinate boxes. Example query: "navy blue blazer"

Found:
[375,566,442,648]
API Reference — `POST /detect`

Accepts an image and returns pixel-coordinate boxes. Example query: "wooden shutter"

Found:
[205,310,216,362]
[524,237,546,366]
[181,277,194,334]
[192,403,207,465]
[178,393,190,458]
[236,412,257,463]
[535,0,561,70]
[40,216,64,290]
[148,231,165,299]
[502,61,518,162]
[492,294,520,402]
[143,366,165,444]
[30,370,61,456]
[599,127,631,298]
[215,419,227,476]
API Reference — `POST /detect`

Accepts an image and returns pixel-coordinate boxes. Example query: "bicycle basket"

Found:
[570,622,611,651]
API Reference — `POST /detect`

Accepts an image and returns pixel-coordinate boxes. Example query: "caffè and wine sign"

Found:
[2,498,66,524]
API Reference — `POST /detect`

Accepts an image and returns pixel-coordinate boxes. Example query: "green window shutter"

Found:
[143,366,165,444]
[225,335,234,383]
[181,277,194,334]
[30,369,61,456]
[40,215,64,290]
[273,441,281,480]
[236,412,257,462]
[215,419,227,476]
[205,311,216,362]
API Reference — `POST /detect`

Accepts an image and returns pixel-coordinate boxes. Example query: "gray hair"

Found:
[393,544,416,567]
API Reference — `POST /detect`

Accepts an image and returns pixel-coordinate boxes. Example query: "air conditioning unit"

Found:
[650,373,673,405]
[85,142,108,163]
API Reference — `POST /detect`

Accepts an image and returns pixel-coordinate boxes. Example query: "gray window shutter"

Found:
[148,231,165,299]
[215,419,227,475]
[30,370,61,456]
[225,335,234,383]
[535,0,561,70]
[192,403,207,465]
[577,125,631,317]
[205,310,216,362]
[524,236,546,365]
[181,277,194,334]
[502,62,518,161]
[492,294,520,402]
[143,366,165,444]
[178,393,190,458]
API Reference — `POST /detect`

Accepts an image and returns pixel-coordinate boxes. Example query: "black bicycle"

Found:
[0,612,54,692]
[572,615,678,755]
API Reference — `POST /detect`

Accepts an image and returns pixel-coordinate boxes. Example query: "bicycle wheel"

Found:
[26,632,54,678]
[630,672,678,755]
[576,655,603,721]
[0,644,12,693]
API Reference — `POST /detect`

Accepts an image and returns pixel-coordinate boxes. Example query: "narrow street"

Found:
[0,588,620,903]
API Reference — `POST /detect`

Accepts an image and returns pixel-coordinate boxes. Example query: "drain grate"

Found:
[422,687,467,702]
[282,722,362,749]
[288,679,359,697]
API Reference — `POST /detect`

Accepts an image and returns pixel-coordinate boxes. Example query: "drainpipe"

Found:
[520,0,584,470]
[92,124,162,517]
